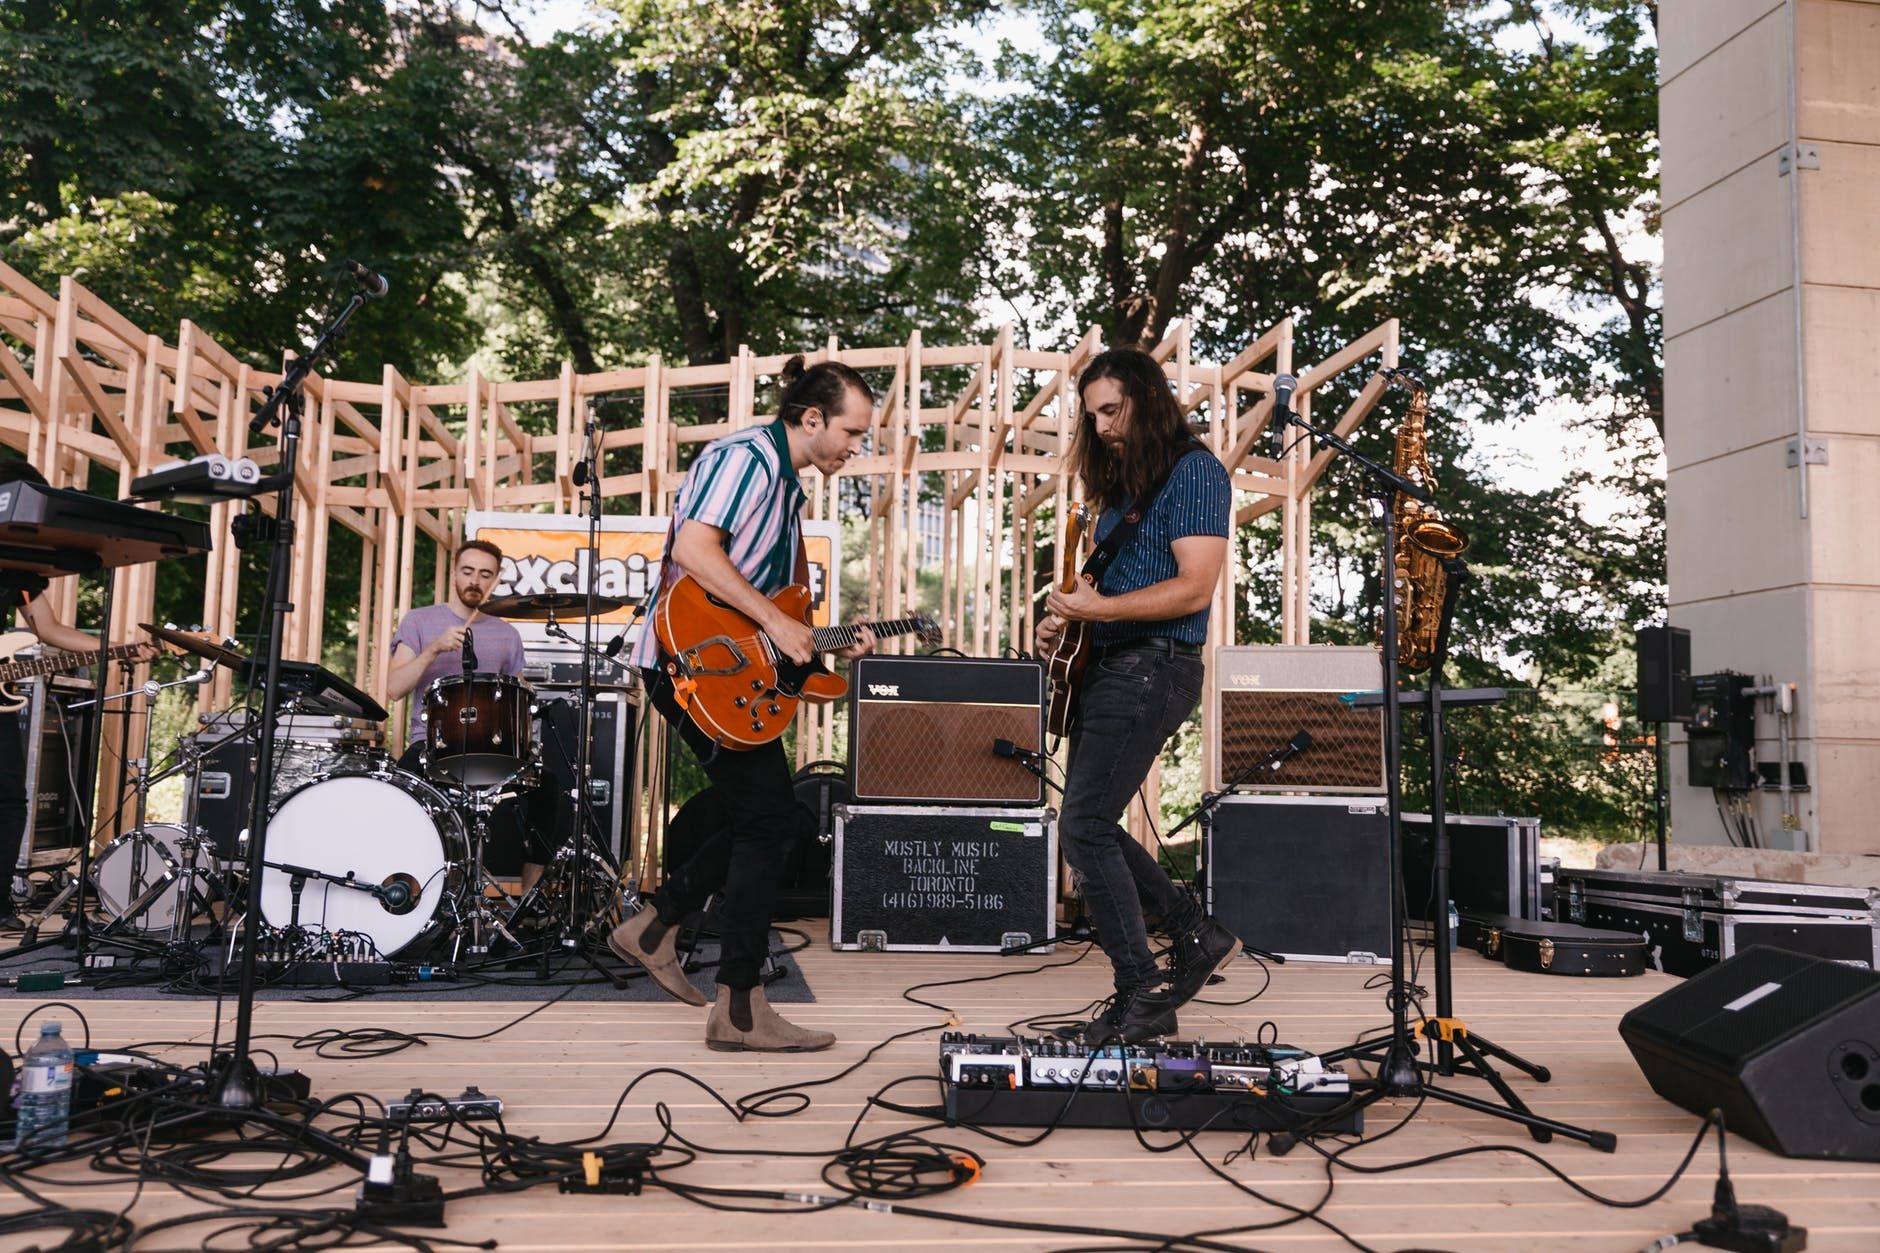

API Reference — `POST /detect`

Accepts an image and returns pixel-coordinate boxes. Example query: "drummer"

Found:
[385,540,546,891]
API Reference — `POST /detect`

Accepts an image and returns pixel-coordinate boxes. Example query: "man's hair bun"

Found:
[778,354,807,387]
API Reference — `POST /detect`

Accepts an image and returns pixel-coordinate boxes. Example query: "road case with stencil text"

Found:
[831,805,1056,952]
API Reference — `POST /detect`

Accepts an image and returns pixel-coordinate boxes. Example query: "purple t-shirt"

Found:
[390,603,526,741]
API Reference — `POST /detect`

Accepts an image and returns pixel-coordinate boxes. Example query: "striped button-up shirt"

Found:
[630,420,806,669]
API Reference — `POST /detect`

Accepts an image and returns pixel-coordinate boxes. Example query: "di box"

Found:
[1557,867,1880,976]
[1205,795,1392,964]
[1400,813,1542,922]
[831,805,1056,952]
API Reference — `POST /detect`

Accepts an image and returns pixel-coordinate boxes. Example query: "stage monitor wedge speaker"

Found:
[1210,646,1384,792]
[1634,624,1692,723]
[1619,945,1880,1161]
[849,655,1044,805]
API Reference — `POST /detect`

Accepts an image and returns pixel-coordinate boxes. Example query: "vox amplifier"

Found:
[1210,645,1384,792]
[848,655,1044,805]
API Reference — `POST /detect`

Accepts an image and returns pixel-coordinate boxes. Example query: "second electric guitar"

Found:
[654,576,939,747]
[1043,502,1092,738]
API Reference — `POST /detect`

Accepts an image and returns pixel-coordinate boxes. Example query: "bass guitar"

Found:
[0,630,153,711]
[1043,502,1092,738]
[654,577,939,748]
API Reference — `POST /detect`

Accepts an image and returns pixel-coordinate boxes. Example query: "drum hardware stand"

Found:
[1259,373,1615,1156]
[207,263,379,1114]
[450,787,522,957]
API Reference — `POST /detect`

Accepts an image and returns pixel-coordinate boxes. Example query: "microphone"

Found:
[603,633,627,658]
[1270,373,1297,461]
[380,880,412,910]
[344,259,388,298]
[1268,729,1313,772]
[993,738,1044,768]
[572,404,598,487]
[461,626,477,675]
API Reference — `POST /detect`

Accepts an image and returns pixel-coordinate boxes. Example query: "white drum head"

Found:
[92,824,187,932]
[260,773,458,958]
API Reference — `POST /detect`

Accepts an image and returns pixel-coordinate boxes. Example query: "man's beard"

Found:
[459,585,486,605]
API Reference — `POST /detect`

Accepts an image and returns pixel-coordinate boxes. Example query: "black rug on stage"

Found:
[0,927,813,1003]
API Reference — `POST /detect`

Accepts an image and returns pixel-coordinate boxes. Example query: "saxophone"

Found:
[1385,369,1468,673]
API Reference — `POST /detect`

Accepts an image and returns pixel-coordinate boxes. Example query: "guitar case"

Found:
[1460,912,1647,977]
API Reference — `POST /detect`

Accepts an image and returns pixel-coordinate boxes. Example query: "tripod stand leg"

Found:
[1448,1034,1548,1142]
[1457,1030,1552,1084]
[1413,1080,1615,1151]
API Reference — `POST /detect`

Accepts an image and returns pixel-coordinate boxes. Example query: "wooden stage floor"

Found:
[4,924,1878,1252]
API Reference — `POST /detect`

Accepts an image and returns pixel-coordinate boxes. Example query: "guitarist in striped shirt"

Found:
[616,355,875,1051]
[1034,347,1239,1045]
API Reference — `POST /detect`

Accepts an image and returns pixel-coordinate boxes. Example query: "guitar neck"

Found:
[0,643,141,683]
[810,617,927,652]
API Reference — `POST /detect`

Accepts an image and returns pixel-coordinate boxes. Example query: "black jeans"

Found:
[646,668,796,991]
[1060,639,1205,992]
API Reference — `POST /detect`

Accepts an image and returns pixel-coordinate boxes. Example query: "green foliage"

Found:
[0,1,1667,839]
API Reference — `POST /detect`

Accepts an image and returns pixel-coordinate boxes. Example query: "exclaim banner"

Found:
[463,512,841,644]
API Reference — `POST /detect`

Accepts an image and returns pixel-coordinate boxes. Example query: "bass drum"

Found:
[259,770,466,958]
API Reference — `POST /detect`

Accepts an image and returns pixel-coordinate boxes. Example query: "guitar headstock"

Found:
[913,615,942,648]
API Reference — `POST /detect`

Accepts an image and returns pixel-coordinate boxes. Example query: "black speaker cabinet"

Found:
[1620,946,1880,1161]
[1634,625,1692,724]
[1204,795,1392,963]
[849,655,1043,805]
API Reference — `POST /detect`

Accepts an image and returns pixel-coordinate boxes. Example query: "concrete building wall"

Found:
[1660,0,1880,854]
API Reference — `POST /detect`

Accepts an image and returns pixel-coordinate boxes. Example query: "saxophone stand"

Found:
[1262,377,1614,1156]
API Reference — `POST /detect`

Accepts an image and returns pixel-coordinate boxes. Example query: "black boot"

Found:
[1085,982,1178,1045]
[1166,916,1238,1010]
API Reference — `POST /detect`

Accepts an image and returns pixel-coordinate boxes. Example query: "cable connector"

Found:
[356,1152,445,1227]
[1692,1198,1806,1253]
[558,1150,643,1195]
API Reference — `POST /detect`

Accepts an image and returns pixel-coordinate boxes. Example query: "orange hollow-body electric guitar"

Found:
[654,576,939,748]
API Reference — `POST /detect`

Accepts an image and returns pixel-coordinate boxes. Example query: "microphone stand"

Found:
[214,273,374,1113]
[1262,377,1612,1155]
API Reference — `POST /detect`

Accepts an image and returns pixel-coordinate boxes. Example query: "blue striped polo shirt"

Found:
[630,420,805,669]
[1091,447,1231,647]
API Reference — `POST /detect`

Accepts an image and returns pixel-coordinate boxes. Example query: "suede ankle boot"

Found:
[705,983,835,1052]
[606,908,708,1005]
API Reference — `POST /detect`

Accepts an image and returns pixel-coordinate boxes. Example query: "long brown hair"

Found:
[1070,347,1195,507]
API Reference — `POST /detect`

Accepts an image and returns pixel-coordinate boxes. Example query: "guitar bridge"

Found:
[676,636,750,678]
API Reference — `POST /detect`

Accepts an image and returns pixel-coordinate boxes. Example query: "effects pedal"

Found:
[387,1086,503,1123]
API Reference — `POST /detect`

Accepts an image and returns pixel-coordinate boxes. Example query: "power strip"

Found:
[387,1086,503,1123]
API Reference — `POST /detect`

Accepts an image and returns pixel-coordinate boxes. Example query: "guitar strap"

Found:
[1076,441,1207,587]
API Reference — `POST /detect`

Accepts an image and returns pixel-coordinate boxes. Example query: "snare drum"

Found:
[259,769,466,958]
[422,672,537,788]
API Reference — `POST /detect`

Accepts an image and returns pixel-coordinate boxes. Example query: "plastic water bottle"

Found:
[16,1021,75,1149]
[1446,901,1460,953]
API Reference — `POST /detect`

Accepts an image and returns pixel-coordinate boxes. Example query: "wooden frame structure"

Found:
[0,262,1401,864]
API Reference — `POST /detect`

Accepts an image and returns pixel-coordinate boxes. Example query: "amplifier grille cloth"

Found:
[1218,691,1384,792]
[853,702,1042,803]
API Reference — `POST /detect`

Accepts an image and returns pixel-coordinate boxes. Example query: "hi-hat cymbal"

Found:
[477,592,629,620]
[141,622,252,670]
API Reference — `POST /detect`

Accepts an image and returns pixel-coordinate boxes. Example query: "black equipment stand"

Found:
[215,269,379,1111]
[1263,375,1615,1156]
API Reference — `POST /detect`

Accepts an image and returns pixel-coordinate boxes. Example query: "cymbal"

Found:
[142,622,251,670]
[477,592,629,620]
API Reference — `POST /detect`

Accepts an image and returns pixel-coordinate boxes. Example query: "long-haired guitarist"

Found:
[620,354,875,1051]
[0,461,160,930]
[1034,347,1238,1045]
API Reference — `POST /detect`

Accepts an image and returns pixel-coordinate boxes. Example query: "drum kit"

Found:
[84,594,636,969]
